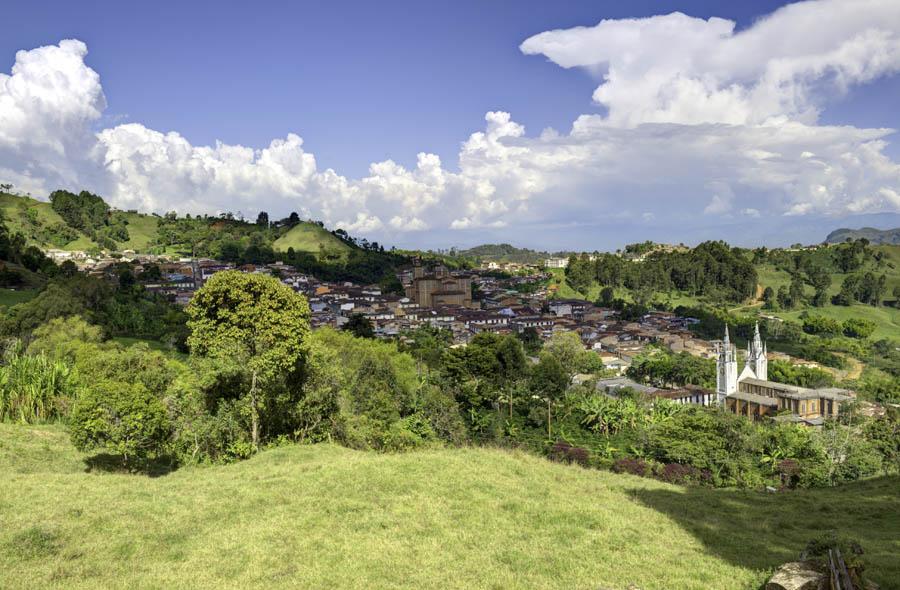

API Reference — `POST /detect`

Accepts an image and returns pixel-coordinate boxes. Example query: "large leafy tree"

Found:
[186,271,311,449]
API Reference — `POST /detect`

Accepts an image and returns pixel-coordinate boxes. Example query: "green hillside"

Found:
[1,424,897,590]
[116,211,160,251]
[0,192,164,252]
[0,192,96,250]
[826,227,900,245]
[751,245,900,339]
[273,222,353,254]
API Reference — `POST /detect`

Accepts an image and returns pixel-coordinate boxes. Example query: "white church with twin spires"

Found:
[716,323,767,404]
[715,322,851,426]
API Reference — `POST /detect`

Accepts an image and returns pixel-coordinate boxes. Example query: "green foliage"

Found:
[542,331,594,376]
[842,317,876,339]
[186,270,311,449]
[626,346,715,388]
[69,379,171,466]
[401,325,453,368]
[767,360,835,389]
[530,353,568,401]
[854,369,900,404]
[311,328,461,451]
[0,343,77,423]
[47,189,130,245]
[564,254,594,296]
[802,314,843,337]
[343,313,374,338]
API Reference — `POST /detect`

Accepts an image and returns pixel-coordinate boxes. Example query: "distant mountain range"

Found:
[825,227,900,245]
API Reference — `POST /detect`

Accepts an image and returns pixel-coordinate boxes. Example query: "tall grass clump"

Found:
[0,340,77,423]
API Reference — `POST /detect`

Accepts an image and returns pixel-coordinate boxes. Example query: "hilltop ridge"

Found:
[826,227,900,245]
[0,191,354,257]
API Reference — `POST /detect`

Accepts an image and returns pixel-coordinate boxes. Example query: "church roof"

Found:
[738,377,852,401]
[727,391,779,406]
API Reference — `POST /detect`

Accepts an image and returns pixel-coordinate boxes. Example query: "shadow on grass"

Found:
[628,475,900,589]
[84,453,179,478]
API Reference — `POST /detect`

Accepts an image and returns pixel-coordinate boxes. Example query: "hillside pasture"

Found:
[1,424,898,590]
[273,222,353,255]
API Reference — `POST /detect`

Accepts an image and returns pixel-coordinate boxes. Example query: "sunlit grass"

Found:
[1,424,897,589]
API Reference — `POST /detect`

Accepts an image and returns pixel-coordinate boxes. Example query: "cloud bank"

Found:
[1,0,900,248]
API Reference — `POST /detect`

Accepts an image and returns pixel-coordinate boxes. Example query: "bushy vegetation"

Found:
[626,346,715,388]
[0,342,77,423]
[566,241,757,302]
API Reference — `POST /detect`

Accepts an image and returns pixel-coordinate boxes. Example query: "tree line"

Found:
[565,241,757,303]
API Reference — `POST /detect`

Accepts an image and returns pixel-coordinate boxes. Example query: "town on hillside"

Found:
[40,247,870,427]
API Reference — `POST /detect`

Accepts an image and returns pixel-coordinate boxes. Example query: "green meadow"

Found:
[273,222,353,255]
[2,424,898,590]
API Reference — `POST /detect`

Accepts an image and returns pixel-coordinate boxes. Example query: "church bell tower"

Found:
[716,325,738,404]
[745,322,768,381]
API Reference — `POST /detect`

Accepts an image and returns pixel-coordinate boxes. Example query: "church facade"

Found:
[715,323,852,426]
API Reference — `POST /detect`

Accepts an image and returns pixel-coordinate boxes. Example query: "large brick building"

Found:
[405,263,474,308]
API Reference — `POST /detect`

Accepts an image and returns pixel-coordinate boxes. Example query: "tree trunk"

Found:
[250,370,259,451]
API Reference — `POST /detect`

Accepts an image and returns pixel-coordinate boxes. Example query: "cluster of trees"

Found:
[589,391,898,489]
[153,211,408,287]
[0,210,58,285]
[833,272,890,306]
[626,346,715,389]
[802,315,877,339]
[48,190,129,249]
[759,240,895,309]
[566,241,757,303]
[0,265,188,347]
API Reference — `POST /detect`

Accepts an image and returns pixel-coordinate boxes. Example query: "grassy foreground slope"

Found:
[2,425,898,590]
[273,222,353,254]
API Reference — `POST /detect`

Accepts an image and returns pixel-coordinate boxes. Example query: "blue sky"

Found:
[4,0,805,175]
[2,0,900,250]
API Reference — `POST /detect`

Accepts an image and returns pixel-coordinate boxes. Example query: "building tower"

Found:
[716,325,738,404]
[745,321,768,381]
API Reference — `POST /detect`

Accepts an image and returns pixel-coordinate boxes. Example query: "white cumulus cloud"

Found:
[1,0,899,249]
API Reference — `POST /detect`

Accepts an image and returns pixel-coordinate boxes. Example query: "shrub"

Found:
[612,457,649,477]
[69,380,171,467]
[777,459,802,488]
[842,318,876,339]
[655,462,709,485]
[802,315,843,337]
[549,441,589,467]
[0,344,78,423]
[383,414,438,452]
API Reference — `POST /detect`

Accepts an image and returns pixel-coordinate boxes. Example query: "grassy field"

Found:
[0,288,39,307]
[117,212,160,251]
[547,268,601,301]
[273,222,353,255]
[1,424,898,590]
